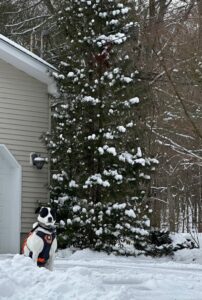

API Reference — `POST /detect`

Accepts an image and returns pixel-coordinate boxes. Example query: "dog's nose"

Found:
[48,217,53,223]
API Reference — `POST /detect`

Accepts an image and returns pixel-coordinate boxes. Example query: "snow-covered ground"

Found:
[1,246,202,300]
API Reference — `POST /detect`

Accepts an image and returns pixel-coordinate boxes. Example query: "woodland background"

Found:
[1,0,202,234]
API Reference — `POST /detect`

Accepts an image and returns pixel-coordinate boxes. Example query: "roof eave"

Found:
[0,37,58,96]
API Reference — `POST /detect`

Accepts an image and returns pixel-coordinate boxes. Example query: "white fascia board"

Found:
[0,36,58,96]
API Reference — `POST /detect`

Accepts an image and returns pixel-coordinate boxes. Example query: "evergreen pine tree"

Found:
[47,0,158,255]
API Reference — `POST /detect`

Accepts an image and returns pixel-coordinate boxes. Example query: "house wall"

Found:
[0,58,50,235]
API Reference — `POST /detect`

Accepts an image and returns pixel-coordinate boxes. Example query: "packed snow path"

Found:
[1,249,202,300]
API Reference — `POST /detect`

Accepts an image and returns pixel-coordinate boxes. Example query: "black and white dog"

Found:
[22,207,57,271]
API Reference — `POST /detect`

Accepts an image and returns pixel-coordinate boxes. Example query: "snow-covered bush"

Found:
[146,231,196,257]
[171,233,196,252]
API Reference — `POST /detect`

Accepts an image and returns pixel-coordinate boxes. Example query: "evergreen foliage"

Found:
[46,0,158,255]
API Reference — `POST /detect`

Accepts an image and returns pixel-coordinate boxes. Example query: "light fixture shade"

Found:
[31,153,46,169]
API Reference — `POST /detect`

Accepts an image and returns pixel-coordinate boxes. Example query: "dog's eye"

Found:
[40,207,49,218]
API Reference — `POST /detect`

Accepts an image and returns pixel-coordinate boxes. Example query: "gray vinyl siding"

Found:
[0,58,50,233]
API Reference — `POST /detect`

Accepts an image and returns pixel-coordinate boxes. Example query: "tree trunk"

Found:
[168,184,175,232]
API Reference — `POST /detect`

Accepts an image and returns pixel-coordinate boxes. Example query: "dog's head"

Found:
[35,207,56,228]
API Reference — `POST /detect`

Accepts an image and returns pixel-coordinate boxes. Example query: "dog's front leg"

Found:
[26,234,43,266]
[31,251,41,266]
[45,255,55,271]
[45,239,57,271]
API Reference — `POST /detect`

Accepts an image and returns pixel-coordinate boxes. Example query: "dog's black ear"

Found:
[50,208,56,219]
[35,207,41,214]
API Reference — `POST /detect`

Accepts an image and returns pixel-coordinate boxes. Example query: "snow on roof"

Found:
[0,34,57,95]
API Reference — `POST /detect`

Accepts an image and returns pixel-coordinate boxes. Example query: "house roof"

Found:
[0,34,57,95]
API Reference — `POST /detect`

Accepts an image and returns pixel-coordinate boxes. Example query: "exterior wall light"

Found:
[30,153,48,170]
